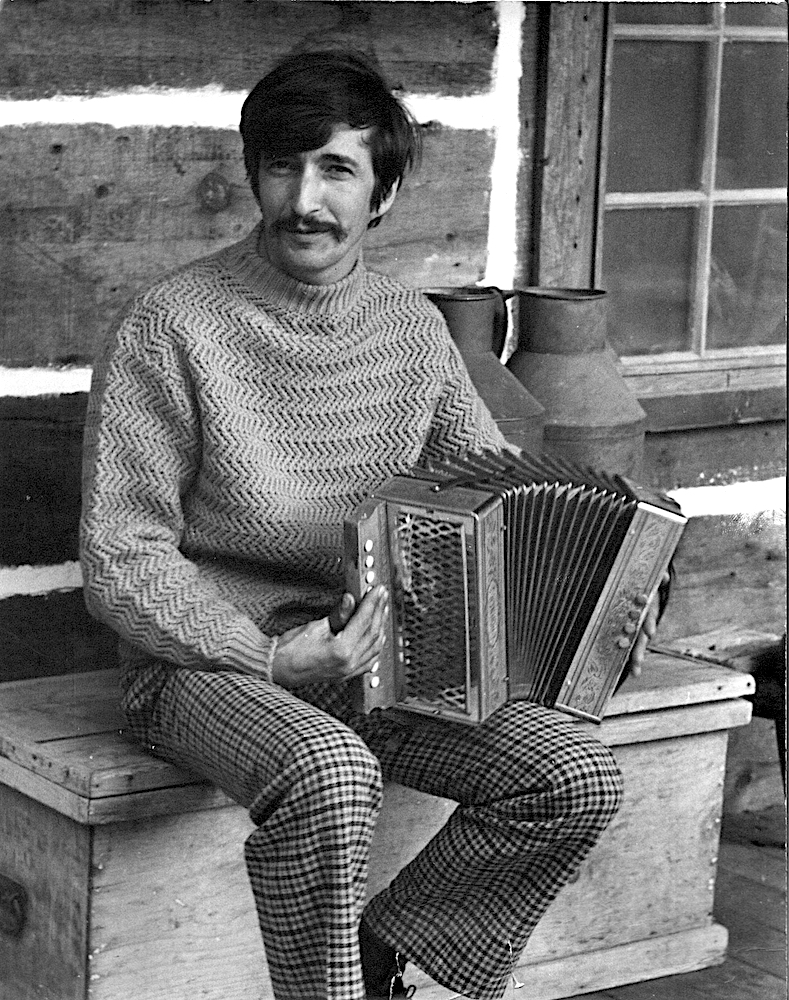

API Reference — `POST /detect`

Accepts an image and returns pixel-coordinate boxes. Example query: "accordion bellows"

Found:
[343,450,686,724]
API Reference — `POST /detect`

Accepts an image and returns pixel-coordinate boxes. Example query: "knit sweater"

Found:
[80,224,507,715]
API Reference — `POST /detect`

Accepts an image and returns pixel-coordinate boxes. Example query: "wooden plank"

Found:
[643,421,786,492]
[601,954,785,1000]
[0,784,90,1000]
[718,840,787,889]
[660,626,784,666]
[0,125,493,365]
[0,395,86,565]
[90,806,266,1000]
[514,3,541,285]
[531,3,607,286]
[0,0,498,99]
[524,732,729,964]
[0,752,235,826]
[0,657,754,808]
[521,925,728,1000]
[0,723,193,800]
[627,363,786,399]
[0,670,122,741]
[640,388,787,433]
[608,653,755,714]
[592,698,752,747]
[656,512,787,644]
[410,925,728,1000]
[0,591,119,682]
[714,869,787,977]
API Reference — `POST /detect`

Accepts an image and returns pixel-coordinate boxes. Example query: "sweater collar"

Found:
[226,224,368,316]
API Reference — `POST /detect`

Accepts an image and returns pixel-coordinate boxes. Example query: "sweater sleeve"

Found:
[421,333,515,463]
[80,298,278,680]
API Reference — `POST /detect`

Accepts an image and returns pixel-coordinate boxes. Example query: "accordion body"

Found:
[343,451,686,724]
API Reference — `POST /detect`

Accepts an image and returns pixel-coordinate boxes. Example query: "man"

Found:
[81,50,652,1000]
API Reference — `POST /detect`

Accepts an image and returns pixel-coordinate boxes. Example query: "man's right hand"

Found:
[271,585,389,689]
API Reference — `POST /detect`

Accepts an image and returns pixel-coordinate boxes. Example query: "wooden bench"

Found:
[0,653,753,1000]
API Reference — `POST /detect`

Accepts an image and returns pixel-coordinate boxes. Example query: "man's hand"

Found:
[272,585,389,689]
[626,570,671,678]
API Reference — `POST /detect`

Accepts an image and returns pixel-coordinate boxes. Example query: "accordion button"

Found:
[364,540,374,553]
[623,622,637,635]
[370,675,380,688]
[617,637,631,649]
[365,555,375,568]
[365,571,375,584]
[371,661,379,673]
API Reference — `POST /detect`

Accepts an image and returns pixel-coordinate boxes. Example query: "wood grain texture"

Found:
[0,590,119,682]
[0,783,90,1000]
[658,513,787,644]
[89,807,265,1000]
[531,3,606,287]
[514,3,541,286]
[0,660,754,1000]
[640,387,786,433]
[0,394,87,565]
[0,656,752,819]
[0,124,493,365]
[643,420,786,491]
[0,0,497,98]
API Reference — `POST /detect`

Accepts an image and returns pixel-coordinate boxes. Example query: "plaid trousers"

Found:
[135,668,623,1000]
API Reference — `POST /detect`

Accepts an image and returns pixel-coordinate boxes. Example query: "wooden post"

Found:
[528,2,608,288]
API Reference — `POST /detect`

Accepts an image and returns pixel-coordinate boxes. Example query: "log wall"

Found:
[0,0,531,674]
[0,2,785,688]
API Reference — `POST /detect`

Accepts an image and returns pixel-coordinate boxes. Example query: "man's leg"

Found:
[352,700,624,1000]
[138,668,383,1000]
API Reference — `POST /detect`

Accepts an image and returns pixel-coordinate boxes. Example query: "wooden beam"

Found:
[0,0,498,98]
[529,3,607,287]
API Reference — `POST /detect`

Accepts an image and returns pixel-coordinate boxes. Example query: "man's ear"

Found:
[370,180,400,225]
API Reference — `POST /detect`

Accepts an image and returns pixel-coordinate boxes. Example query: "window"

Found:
[600,2,787,412]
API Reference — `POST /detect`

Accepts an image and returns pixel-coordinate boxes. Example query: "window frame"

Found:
[595,4,787,415]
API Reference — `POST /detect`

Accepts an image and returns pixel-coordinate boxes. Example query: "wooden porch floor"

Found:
[566,804,787,1000]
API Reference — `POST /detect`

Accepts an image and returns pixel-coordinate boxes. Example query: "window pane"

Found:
[603,208,696,356]
[614,2,712,25]
[708,204,787,348]
[725,3,788,28]
[608,42,707,192]
[718,43,789,188]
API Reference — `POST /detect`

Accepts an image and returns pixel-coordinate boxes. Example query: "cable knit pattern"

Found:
[80,225,506,715]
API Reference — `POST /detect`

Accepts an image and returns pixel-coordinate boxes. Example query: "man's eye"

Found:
[326,163,353,176]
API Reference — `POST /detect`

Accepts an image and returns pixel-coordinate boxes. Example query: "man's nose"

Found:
[291,166,324,217]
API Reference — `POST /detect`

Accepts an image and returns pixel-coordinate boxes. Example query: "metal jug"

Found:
[424,286,514,358]
[506,287,646,477]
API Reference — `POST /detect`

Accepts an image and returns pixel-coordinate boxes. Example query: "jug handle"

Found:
[490,288,516,358]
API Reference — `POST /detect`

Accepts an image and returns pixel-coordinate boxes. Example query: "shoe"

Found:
[360,916,416,998]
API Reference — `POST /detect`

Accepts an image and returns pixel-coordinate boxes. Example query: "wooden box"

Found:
[0,654,753,1000]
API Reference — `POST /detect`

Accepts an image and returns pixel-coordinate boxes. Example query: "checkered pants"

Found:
[134,669,623,1000]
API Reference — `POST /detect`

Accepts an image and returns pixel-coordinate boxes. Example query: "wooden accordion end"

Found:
[342,450,686,724]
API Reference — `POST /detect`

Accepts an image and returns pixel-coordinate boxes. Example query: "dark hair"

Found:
[240,50,422,227]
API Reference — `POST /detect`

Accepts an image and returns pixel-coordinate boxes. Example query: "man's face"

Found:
[256,125,396,286]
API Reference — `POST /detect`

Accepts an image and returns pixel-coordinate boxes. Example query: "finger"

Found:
[342,585,387,642]
[349,614,388,670]
[327,592,356,635]
[628,631,648,677]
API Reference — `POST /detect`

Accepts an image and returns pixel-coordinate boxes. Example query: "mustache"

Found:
[274,214,347,242]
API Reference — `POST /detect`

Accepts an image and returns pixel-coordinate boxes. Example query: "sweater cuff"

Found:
[216,618,278,683]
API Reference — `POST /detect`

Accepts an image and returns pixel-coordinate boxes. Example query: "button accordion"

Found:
[339,449,686,724]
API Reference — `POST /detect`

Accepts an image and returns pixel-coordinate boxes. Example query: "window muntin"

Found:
[602,3,787,375]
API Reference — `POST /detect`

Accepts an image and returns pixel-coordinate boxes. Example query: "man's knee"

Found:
[487,700,623,826]
[250,721,384,825]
